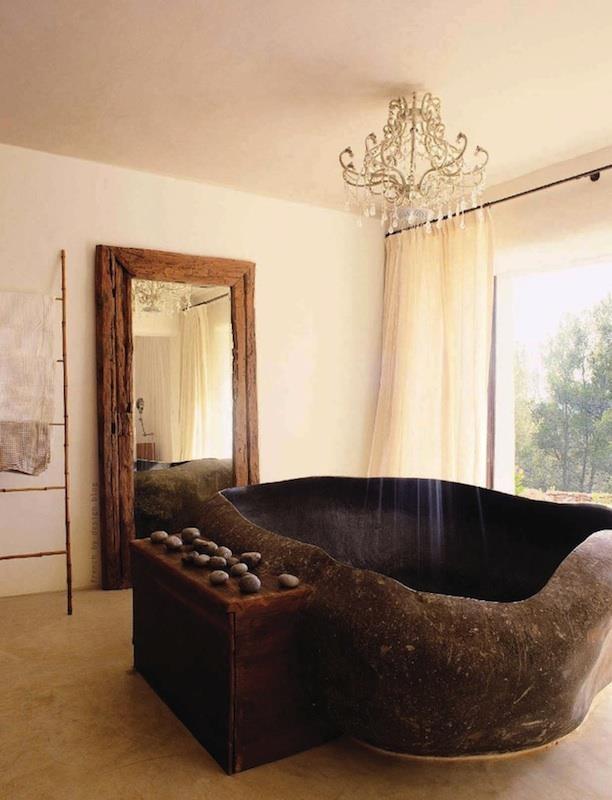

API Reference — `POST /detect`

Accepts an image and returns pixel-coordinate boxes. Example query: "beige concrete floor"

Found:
[1,589,610,800]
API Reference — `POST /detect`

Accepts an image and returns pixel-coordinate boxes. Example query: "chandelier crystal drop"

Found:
[339,92,489,232]
[132,279,193,314]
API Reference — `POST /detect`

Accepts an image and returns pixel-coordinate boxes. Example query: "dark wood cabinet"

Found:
[135,442,156,461]
[131,540,337,773]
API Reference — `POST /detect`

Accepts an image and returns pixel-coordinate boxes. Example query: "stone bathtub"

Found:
[197,477,612,757]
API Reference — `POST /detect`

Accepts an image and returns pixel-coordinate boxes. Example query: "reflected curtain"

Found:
[178,305,209,460]
[369,210,494,485]
[205,296,233,458]
[133,336,174,461]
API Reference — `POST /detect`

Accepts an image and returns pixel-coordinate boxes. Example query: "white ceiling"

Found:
[1,0,611,209]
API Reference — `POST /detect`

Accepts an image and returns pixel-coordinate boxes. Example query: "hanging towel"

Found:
[0,292,55,475]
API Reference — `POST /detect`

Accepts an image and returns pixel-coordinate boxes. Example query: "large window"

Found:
[496,262,611,505]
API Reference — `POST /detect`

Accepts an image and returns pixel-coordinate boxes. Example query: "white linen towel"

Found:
[0,291,55,475]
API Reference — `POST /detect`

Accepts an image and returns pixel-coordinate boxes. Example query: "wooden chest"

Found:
[130,539,337,773]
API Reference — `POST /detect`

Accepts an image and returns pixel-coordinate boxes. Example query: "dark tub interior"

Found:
[222,477,612,602]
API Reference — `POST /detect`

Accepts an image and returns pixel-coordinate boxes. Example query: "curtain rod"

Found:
[188,292,230,309]
[385,161,612,237]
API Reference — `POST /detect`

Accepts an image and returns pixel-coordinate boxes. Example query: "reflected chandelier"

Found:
[132,279,193,314]
[339,91,489,233]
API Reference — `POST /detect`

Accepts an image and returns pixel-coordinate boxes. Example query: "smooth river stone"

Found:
[278,573,300,589]
[208,556,228,571]
[240,552,262,570]
[180,527,201,544]
[150,531,169,544]
[230,562,249,577]
[193,554,210,568]
[181,552,197,565]
[239,574,261,594]
[165,535,183,551]
[217,546,232,560]
[195,540,219,556]
[210,570,229,585]
[227,556,239,567]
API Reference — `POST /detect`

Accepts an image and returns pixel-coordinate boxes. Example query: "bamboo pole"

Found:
[0,485,65,493]
[0,549,66,561]
[61,249,73,615]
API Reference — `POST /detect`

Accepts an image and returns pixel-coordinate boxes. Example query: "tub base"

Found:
[350,721,587,762]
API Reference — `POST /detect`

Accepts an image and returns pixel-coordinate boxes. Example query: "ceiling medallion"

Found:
[132,279,193,314]
[339,91,489,233]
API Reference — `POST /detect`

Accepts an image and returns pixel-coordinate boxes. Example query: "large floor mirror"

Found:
[95,246,258,589]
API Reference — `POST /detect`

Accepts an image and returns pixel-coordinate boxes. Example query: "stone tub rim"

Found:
[217,477,612,607]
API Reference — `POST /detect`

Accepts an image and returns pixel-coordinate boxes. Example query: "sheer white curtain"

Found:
[178,305,209,460]
[369,210,494,485]
[133,336,175,461]
[178,299,233,461]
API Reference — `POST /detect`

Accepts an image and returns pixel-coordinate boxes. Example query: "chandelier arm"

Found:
[379,140,402,171]
[364,133,378,153]
[378,97,407,171]
[339,147,355,171]
[470,146,490,173]
[424,132,468,173]
[341,165,367,188]
[371,169,407,202]
[342,165,407,202]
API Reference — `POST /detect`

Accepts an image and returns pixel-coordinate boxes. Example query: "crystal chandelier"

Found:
[339,91,489,233]
[132,279,193,313]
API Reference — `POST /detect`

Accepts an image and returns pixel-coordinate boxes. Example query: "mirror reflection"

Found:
[132,279,234,536]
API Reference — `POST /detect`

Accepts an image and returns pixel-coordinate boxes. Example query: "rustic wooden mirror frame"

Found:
[95,245,259,589]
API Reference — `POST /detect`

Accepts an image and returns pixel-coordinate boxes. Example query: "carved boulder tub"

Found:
[197,477,612,757]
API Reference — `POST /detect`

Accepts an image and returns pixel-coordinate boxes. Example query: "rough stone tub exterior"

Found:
[196,477,612,756]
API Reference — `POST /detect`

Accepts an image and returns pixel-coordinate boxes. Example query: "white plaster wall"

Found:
[486,146,612,492]
[0,144,383,597]
[487,145,612,276]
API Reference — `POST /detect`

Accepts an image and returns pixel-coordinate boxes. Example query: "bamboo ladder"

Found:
[0,250,73,615]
